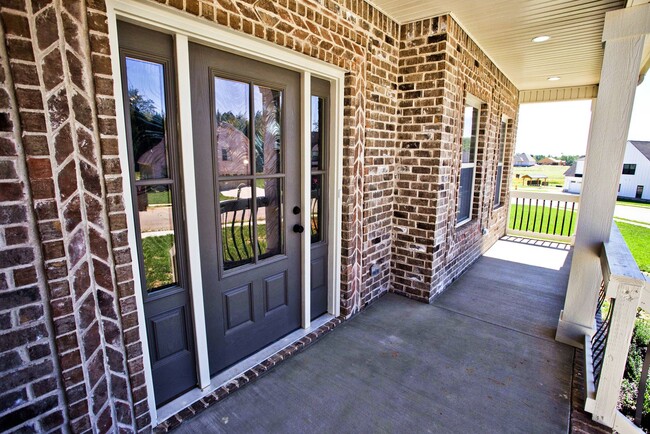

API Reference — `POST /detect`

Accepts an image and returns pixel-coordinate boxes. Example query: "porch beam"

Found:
[518,85,598,103]
[556,3,649,347]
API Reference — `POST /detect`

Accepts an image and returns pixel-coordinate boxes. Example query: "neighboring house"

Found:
[619,141,650,200]
[514,153,537,167]
[539,157,565,165]
[0,0,646,432]
[562,143,650,200]
[562,156,586,194]
[521,174,548,186]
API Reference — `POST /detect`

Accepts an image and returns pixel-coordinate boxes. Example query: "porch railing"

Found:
[584,224,649,433]
[507,190,579,244]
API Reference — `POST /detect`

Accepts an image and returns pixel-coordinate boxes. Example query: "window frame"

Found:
[622,163,637,175]
[309,91,329,245]
[119,44,190,300]
[456,94,482,227]
[493,117,509,209]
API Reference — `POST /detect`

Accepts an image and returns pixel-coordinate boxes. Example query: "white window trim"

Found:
[456,94,482,227]
[107,0,345,424]
[493,115,509,209]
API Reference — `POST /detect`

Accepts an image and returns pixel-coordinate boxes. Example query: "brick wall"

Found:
[0,1,141,432]
[0,18,66,432]
[0,0,518,431]
[392,17,518,302]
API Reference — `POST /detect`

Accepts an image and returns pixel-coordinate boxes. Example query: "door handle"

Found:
[293,224,304,233]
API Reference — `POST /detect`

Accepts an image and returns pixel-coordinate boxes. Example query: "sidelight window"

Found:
[122,55,186,293]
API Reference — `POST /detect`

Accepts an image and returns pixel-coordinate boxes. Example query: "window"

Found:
[494,119,507,208]
[310,94,326,243]
[121,50,187,293]
[457,97,480,224]
[623,164,636,175]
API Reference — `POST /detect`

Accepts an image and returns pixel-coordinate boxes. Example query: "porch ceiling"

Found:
[368,0,629,91]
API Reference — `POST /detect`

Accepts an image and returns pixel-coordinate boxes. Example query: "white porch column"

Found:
[556,3,650,347]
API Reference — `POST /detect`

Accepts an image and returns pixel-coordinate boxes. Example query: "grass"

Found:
[617,200,650,210]
[511,165,568,190]
[145,190,171,206]
[508,203,578,237]
[141,234,175,290]
[616,221,650,273]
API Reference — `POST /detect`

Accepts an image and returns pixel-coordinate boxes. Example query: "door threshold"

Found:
[156,313,337,427]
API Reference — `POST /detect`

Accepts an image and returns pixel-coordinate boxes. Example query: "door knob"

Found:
[293,224,304,233]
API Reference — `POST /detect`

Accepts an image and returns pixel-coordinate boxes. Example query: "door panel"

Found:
[190,43,301,374]
[118,21,197,406]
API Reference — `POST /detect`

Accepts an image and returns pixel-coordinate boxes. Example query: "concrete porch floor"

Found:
[173,238,575,433]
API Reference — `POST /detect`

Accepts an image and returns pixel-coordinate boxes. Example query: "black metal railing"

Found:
[508,191,579,240]
[592,281,613,388]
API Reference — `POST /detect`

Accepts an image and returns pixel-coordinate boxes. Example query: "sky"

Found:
[515,77,650,156]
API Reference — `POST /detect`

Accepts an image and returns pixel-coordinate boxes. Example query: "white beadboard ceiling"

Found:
[367,0,633,91]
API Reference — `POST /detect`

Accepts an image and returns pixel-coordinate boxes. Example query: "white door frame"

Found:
[106,0,344,423]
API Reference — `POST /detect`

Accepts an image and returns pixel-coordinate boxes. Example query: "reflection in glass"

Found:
[498,121,507,162]
[311,96,323,169]
[462,105,478,164]
[215,78,250,176]
[254,86,282,174]
[126,58,169,180]
[136,185,178,291]
[311,175,322,243]
[257,178,283,259]
[458,167,473,223]
[219,180,254,270]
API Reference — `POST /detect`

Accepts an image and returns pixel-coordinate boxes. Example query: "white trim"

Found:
[300,72,312,329]
[107,0,345,421]
[174,34,211,390]
[105,1,158,422]
[328,78,343,317]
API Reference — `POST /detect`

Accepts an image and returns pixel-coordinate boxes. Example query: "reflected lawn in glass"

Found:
[141,234,176,290]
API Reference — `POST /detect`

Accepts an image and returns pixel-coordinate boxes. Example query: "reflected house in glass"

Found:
[138,140,169,180]
[216,123,250,177]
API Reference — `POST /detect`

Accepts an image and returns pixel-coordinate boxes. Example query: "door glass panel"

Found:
[215,78,250,176]
[136,185,178,291]
[254,86,282,175]
[462,105,478,164]
[311,96,323,170]
[257,178,283,259]
[311,175,322,243]
[125,58,169,180]
[219,180,254,270]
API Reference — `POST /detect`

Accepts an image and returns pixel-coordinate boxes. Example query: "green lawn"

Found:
[141,234,175,290]
[616,221,650,273]
[617,200,650,210]
[508,203,578,237]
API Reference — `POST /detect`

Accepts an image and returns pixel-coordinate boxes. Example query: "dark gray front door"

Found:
[190,44,302,374]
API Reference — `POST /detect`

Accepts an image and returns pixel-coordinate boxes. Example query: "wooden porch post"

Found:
[556,3,650,347]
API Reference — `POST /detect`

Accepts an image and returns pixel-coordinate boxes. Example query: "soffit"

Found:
[367,0,627,91]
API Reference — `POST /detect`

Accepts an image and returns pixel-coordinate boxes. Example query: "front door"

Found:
[637,185,644,199]
[190,44,302,374]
